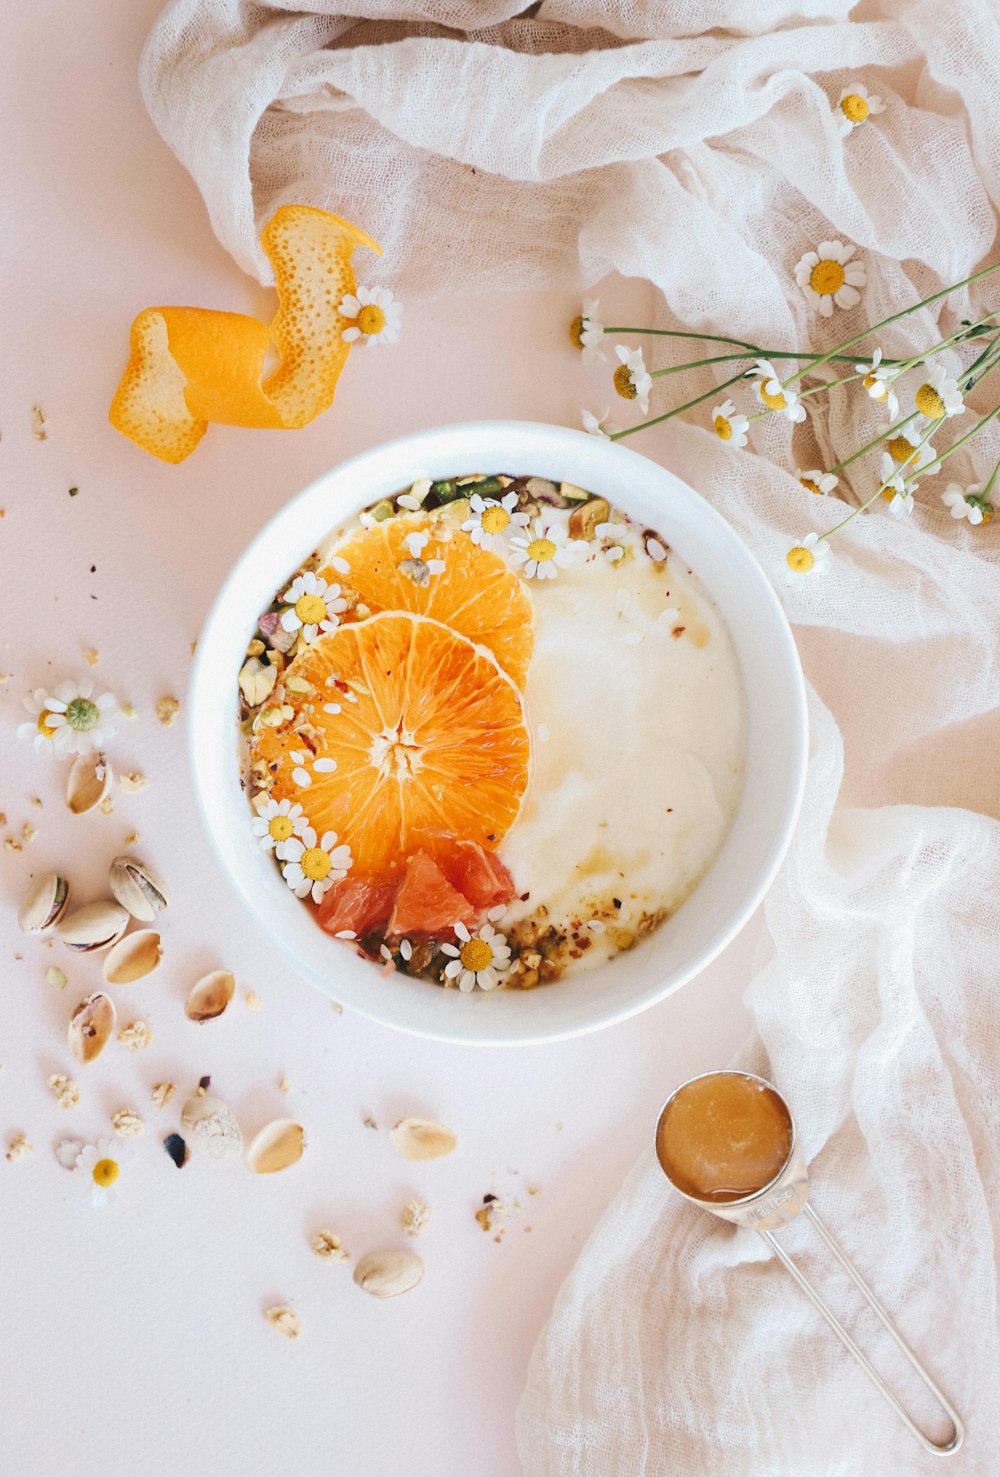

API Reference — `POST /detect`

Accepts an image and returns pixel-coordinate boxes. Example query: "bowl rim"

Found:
[188,418,808,1046]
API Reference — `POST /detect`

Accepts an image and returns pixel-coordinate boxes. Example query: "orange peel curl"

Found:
[109,207,381,463]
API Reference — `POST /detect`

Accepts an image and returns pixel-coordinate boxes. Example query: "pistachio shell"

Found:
[388,1117,458,1162]
[66,751,113,815]
[184,970,235,1022]
[18,873,70,933]
[244,1118,306,1174]
[68,991,117,1064]
[353,1250,424,1299]
[109,855,169,922]
[180,1094,243,1159]
[524,477,566,507]
[102,929,163,985]
[56,900,129,953]
[568,496,611,541]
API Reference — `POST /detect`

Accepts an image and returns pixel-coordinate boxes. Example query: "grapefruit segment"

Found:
[440,841,516,911]
[317,876,398,938]
[319,514,534,689]
[389,852,476,937]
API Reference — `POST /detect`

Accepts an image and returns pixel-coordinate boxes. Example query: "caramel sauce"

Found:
[656,1072,792,1203]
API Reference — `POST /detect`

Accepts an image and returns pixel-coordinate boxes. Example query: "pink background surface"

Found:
[1,8,759,1475]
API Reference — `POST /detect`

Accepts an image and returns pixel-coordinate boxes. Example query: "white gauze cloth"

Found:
[142,3,1000,1472]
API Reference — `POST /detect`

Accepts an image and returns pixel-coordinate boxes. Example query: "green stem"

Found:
[826,411,920,474]
[604,327,901,365]
[780,266,1000,388]
[917,406,1000,478]
[980,452,1000,502]
[608,369,747,441]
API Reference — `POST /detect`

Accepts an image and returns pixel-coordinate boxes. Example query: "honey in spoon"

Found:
[656,1071,793,1203]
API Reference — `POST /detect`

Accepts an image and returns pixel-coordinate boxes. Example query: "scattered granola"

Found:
[120,772,148,794]
[45,966,68,990]
[151,1081,175,1109]
[31,405,47,440]
[5,837,22,853]
[124,830,140,847]
[99,794,114,815]
[156,696,181,726]
[21,822,36,843]
[111,1108,145,1138]
[30,796,43,809]
[121,703,138,721]
[83,649,100,667]
[118,1020,153,1052]
[6,1134,33,1162]
[47,1073,81,1110]
[311,1229,350,1263]
[265,1305,301,1339]
[401,1198,431,1237]
[475,1192,507,1236]
[245,991,262,1011]
[278,1075,293,1094]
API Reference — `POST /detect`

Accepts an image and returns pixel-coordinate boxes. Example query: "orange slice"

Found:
[253,612,530,880]
[109,206,381,462]
[321,514,534,689]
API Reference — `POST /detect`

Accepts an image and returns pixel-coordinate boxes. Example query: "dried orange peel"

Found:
[109,206,381,463]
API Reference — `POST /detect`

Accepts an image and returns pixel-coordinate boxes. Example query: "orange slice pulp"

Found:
[321,514,534,690]
[252,612,531,882]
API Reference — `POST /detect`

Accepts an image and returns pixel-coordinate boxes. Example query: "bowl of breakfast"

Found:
[188,420,807,1044]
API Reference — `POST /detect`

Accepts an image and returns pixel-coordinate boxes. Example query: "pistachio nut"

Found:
[18,872,70,933]
[238,656,278,708]
[388,1117,458,1162]
[66,751,113,815]
[108,855,169,923]
[244,1118,306,1174]
[568,496,611,541]
[184,969,235,1023]
[180,1093,243,1159]
[102,929,163,985]
[56,900,129,953]
[68,991,117,1065]
[353,1250,424,1299]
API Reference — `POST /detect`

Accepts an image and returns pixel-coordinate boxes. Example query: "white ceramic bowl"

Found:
[189,421,807,1045]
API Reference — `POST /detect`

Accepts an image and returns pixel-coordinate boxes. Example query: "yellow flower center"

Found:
[915,383,946,419]
[714,415,733,441]
[799,477,822,495]
[786,546,815,574]
[840,93,869,123]
[810,259,846,295]
[459,938,493,972]
[981,507,994,524]
[301,847,333,882]
[480,505,510,535]
[269,815,295,843]
[881,486,898,503]
[36,711,57,739]
[295,593,328,625]
[758,380,788,411]
[92,1158,120,1188]
[527,537,556,563]
[356,303,386,336]
[569,314,585,350]
[863,372,887,400]
[613,364,637,400]
[888,436,917,465]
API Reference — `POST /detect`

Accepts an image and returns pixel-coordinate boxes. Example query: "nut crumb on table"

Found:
[265,1305,301,1339]
[151,1081,175,1109]
[6,1135,33,1162]
[112,1108,144,1138]
[312,1229,350,1263]
[47,1074,80,1110]
[402,1198,431,1237]
[118,1020,153,1051]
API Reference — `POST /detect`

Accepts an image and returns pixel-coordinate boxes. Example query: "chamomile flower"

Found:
[509,519,587,581]
[879,453,909,498]
[462,491,529,552]
[885,427,937,473]
[711,398,749,448]
[794,241,866,317]
[747,360,807,423]
[280,572,347,643]
[581,407,619,438]
[836,82,885,136]
[76,1138,132,1209]
[569,299,606,363]
[884,487,915,518]
[784,532,832,578]
[913,363,964,421]
[17,688,61,753]
[941,482,993,525]
[798,469,839,497]
[854,349,899,420]
[339,285,402,345]
[251,798,307,857]
[281,826,353,903]
[612,346,652,414]
[43,679,118,755]
[441,914,512,992]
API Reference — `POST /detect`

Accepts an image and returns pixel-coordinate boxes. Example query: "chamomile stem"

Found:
[746,372,861,422]
[918,406,1000,477]
[608,369,747,441]
[605,327,898,364]
[780,269,1000,389]
[981,452,1000,502]
[826,412,920,474]
[820,418,940,540]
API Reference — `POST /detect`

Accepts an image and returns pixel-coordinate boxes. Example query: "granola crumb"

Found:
[111,1108,145,1138]
[363,1115,378,1130]
[402,1198,431,1237]
[118,1020,153,1052]
[99,794,114,815]
[4,836,22,853]
[330,1001,343,1015]
[156,696,181,726]
[311,1229,350,1263]
[151,1081,175,1109]
[0,673,10,684]
[527,1184,541,1196]
[83,648,100,667]
[121,702,138,720]
[47,1074,80,1110]
[31,406,47,440]
[278,1074,292,1094]
[30,796,43,810]
[120,772,148,794]
[45,966,67,990]
[245,990,262,1011]
[6,1134,33,1162]
[265,1305,301,1339]
[21,822,36,843]
[124,830,140,847]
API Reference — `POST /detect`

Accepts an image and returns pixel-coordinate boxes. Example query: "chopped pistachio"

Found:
[45,966,67,990]
[119,772,147,794]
